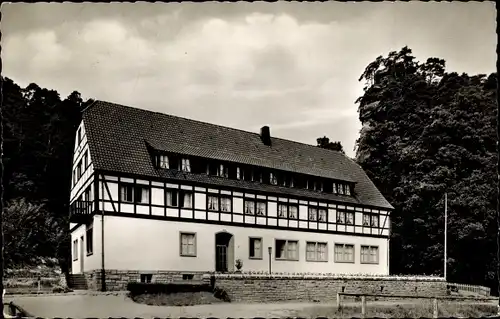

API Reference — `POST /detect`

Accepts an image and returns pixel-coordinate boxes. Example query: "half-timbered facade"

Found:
[69,100,393,288]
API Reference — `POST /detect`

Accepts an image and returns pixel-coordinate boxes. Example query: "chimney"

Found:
[260,126,271,146]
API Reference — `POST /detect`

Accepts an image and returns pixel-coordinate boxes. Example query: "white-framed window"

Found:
[337,211,354,225]
[208,196,219,211]
[318,208,327,221]
[270,172,278,185]
[180,232,196,257]
[361,245,379,264]
[181,158,191,172]
[119,184,150,204]
[275,239,299,260]
[158,155,169,169]
[278,203,287,218]
[335,243,354,263]
[83,151,88,168]
[220,197,231,212]
[181,191,193,208]
[244,200,255,215]
[371,214,379,227]
[73,239,78,261]
[166,189,178,207]
[363,213,370,226]
[256,201,266,216]
[288,205,298,219]
[306,242,328,262]
[308,207,317,221]
[86,223,93,255]
[345,184,351,196]
[77,160,82,179]
[249,237,263,259]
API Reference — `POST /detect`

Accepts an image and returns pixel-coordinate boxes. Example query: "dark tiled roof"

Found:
[84,100,393,210]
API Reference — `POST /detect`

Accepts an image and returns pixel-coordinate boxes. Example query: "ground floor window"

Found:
[249,237,263,259]
[334,243,354,263]
[306,241,328,262]
[361,245,379,264]
[275,239,298,260]
[86,223,93,255]
[73,239,78,261]
[180,232,197,257]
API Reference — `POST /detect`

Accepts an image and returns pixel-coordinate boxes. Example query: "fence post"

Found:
[361,295,366,318]
[337,293,341,310]
[432,298,438,318]
[37,276,41,294]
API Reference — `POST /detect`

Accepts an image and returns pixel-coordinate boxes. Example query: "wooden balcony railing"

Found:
[69,200,94,223]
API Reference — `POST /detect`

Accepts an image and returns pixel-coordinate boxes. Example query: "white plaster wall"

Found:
[103,215,389,275]
[70,215,102,273]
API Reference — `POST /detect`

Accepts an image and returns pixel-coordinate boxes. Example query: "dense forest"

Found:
[1,46,497,293]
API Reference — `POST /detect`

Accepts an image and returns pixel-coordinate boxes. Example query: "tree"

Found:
[317,136,345,153]
[355,47,497,290]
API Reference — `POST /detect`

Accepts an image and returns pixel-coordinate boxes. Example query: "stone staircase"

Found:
[68,274,88,290]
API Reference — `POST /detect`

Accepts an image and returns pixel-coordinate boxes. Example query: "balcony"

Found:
[70,200,94,224]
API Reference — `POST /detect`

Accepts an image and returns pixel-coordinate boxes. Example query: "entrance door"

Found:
[215,232,234,273]
[80,236,84,273]
[216,245,228,272]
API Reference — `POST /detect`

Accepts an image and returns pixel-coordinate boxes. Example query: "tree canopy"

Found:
[355,47,497,290]
[2,76,88,272]
[317,136,345,153]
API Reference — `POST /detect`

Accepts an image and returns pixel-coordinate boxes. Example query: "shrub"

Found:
[213,287,231,302]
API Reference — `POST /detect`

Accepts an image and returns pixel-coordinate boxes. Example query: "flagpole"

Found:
[444,193,447,281]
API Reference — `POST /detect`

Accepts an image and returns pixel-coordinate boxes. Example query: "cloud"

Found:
[2,2,496,158]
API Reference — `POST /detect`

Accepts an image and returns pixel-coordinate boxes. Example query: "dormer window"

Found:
[158,155,169,169]
[236,167,241,180]
[218,164,228,178]
[270,172,278,185]
[290,177,294,188]
[345,184,351,196]
[181,158,191,172]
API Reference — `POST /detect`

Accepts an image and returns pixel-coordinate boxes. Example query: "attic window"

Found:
[345,184,351,196]
[158,155,169,169]
[218,164,228,178]
[270,172,278,185]
[181,158,191,172]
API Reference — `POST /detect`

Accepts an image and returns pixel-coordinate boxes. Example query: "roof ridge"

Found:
[93,99,347,157]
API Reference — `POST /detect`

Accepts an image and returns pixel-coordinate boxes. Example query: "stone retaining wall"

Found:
[83,269,206,291]
[211,274,448,303]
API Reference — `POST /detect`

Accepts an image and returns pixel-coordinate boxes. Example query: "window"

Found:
[249,237,263,259]
[140,274,153,283]
[83,151,88,168]
[77,127,82,144]
[73,169,77,186]
[77,160,82,179]
[180,232,196,257]
[361,245,379,264]
[256,201,266,216]
[244,200,255,215]
[220,196,231,212]
[338,184,345,195]
[181,191,193,208]
[288,205,298,219]
[208,195,231,212]
[278,203,287,218]
[86,223,93,255]
[337,211,354,225]
[275,240,299,260]
[362,213,379,227]
[218,164,228,178]
[158,155,169,169]
[290,177,294,188]
[306,242,328,262]
[166,189,178,207]
[270,172,278,185]
[308,207,317,221]
[236,167,241,180]
[73,239,78,261]
[119,184,150,204]
[245,199,266,216]
[318,208,327,222]
[181,158,191,172]
[335,243,354,263]
[345,184,351,196]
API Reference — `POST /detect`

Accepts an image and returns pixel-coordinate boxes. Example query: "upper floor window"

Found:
[363,213,379,227]
[158,155,169,169]
[318,207,327,222]
[236,167,241,180]
[181,158,191,172]
[345,184,351,196]
[83,151,88,168]
[308,207,317,221]
[119,183,150,204]
[337,211,354,225]
[166,189,193,208]
[77,127,82,145]
[308,206,327,221]
[208,195,232,212]
[77,160,83,179]
[218,164,228,178]
[244,199,266,216]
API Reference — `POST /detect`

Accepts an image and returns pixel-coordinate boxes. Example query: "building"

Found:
[69,100,393,290]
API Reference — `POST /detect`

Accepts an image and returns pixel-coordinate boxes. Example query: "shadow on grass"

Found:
[130,291,227,307]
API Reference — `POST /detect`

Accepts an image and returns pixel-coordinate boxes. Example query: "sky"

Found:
[2,2,496,157]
